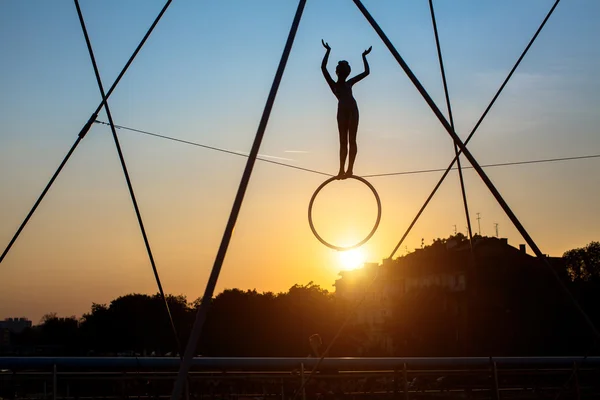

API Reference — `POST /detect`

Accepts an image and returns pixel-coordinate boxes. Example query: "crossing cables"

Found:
[355,0,600,350]
[0,0,173,265]
[428,0,475,249]
[73,0,182,355]
[292,0,573,397]
[385,0,563,259]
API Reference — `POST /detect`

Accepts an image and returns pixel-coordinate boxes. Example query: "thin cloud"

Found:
[233,150,295,162]
[258,154,295,162]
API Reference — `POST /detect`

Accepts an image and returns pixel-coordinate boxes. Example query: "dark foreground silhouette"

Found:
[321,40,371,178]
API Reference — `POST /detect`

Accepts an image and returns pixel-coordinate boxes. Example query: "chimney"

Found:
[519,244,526,253]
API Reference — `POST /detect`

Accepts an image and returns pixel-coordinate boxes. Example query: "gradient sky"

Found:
[1,0,599,323]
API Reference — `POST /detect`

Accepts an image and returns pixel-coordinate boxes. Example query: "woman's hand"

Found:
[363,46,372,56]
[322,39,331,51]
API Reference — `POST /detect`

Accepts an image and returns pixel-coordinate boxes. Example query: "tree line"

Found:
[8,283,347,357]
[5,240,600,357]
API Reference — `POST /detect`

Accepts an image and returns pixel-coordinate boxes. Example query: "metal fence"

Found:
[1,357,598,400]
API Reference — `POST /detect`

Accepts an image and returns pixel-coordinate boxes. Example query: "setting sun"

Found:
[338,248,367,271]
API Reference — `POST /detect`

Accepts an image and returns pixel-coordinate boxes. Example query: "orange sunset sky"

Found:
[1,1,599,322]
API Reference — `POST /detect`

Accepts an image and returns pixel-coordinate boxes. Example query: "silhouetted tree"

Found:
[563,241,600,282]
[36,314,79,355]
[198,283,338,356]
[79,294,190,355]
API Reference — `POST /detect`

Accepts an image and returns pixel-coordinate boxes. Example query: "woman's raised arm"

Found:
[321,40,335,91]
[348,46,372,86]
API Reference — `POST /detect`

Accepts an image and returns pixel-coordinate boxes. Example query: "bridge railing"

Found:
[1,357,598,399]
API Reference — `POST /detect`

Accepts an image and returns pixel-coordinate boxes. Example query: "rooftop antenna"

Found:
[494,223,499,237]
[476,213,482,235]
[453,224,457,235]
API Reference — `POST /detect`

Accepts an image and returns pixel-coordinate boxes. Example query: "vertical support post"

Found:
[573,362,581,400]
[12,370,17,400]
[121,372,127,400]
[403,363,408,400]
[53,364,57,400]
[491,361,500,400]
[393,369,399,400]
[300,363,306,400]
[185,379,190,400]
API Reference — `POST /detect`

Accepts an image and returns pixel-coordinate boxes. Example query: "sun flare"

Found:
[338,248,367,271]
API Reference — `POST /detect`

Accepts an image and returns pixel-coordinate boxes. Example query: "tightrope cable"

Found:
[94,120,600,178]
[93,120,332,177]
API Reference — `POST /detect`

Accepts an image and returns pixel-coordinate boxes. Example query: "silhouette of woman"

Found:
[321,40,371,178]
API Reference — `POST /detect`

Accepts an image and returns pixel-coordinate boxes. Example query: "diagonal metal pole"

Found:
[73,0,181,354]
[355,0,600,342]
[0,117,92,264]
[386,0,561,259]
[0,0,173,265]
[354,0,542,254]
[169,1,307,399]
[428,0,474,247]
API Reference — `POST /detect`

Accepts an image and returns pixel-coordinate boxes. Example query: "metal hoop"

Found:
[308,175,382,251]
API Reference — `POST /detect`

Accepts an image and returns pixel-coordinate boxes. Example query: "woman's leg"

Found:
[337,111,350,178]
[346,109,359,176]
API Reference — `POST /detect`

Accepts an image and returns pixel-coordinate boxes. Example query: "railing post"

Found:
[491,361,500,400]
[121,371,127,400]
[12,370,17,400]
[53,364,57,400]
[403,363,408,400]
[393,369,399,400]
[280,378,285,400]
[300,363,306,400]
[573,362,581,400]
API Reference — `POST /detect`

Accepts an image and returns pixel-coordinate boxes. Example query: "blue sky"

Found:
[1,0,599,321]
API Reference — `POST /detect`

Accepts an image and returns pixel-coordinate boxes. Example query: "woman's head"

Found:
[336,61,351,79]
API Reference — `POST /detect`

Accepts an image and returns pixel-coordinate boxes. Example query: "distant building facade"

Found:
[0,317,32,347]
[0,317,32,334]
[334,236,565,356]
